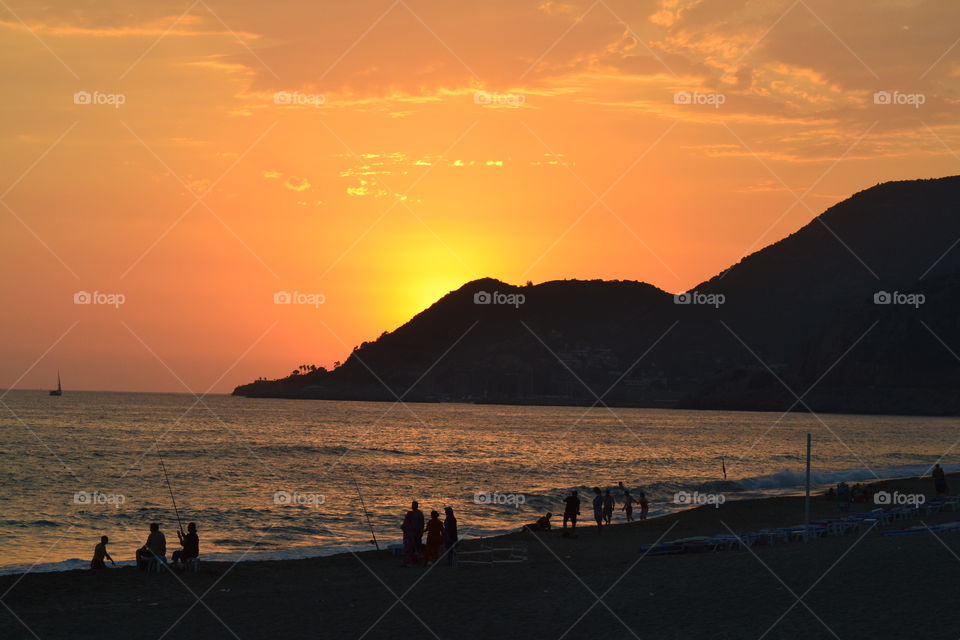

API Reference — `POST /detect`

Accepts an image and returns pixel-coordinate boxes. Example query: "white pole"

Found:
[804,433,812,542]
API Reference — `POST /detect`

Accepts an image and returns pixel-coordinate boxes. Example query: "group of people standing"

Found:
[91,522,199,571]
[400,502,458,567]
[560,486,649,535]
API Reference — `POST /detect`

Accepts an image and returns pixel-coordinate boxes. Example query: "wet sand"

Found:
[3,473,960,639]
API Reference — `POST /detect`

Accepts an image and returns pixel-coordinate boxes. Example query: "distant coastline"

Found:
[235,176,960,417]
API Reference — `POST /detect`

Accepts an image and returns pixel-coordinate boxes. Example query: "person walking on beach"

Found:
[592,487,604,535]
[562,491,580,533]
[932,464,949,495]
[602,489,615,525]
[91,535,115,570]
[443,506,458,567]
[401,502,423,567]
[172,522,199,569]
[638,491,649,520]
[622,490,637,522]
[424,510,444,565]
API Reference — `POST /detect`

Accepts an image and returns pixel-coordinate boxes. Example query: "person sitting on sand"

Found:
[638,491,649,520]
[602,489,615,525]
[424,510,444,565]
[562,491,580,532]
[172,522,199,569]
[622,490,637,522]
[522,512,552,533]
[443,506,458,567]
[592,487,604,535]
[91,535,115,570]
[933,464,949,495]
[137,523,167,569]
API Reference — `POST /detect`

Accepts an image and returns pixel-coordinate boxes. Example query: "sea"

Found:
[1,390,957,575]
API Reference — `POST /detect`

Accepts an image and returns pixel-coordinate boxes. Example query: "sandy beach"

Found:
[3,473,960,639]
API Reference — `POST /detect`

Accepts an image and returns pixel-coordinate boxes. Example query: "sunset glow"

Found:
[2,0,959,392]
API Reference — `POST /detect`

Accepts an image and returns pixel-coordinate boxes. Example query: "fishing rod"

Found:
[352,477,379,550]
[158,452,184,534]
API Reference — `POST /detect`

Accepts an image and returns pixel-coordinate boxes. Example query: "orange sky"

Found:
[1,0,959,393]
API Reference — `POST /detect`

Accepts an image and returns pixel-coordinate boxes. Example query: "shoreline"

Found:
[3,464,956,577]
[3,472,960,639]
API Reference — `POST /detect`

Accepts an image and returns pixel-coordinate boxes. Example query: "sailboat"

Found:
[49,370,62,396]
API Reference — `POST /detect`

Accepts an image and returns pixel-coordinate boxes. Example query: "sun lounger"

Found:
[706,535,738,551]
[639,543,684,556]
[757,529,790,545]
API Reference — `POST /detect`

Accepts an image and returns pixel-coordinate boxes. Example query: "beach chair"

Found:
[145,555,167,573]
[638,543,683,556]
[865,508,891,525]
[887,507,904,521]
[737,532,759,549]
[706,535,735,551]
[185,558,200,573]
[778,527,805,543]
[757,529,782,546]
[673,537,712,553]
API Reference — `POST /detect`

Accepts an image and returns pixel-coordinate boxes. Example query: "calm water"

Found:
[1,391,957,574]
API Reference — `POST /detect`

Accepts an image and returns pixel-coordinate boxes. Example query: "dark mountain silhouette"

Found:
[234,176,960,415]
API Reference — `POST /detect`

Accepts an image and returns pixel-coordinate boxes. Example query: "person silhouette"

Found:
[562,491,580,532]
[622,489,637,522]
[442,506,458,567]
[91,535,115,570]
[172,522,199,568]
[592,487,604,535]
[933,464,949,495]
[602,489,615,525]
[136,523,166,569]
[410,501,425,551]
[401,501,424,567]
[424,510,444,565]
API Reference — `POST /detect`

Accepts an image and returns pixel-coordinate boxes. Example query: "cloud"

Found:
[284,176,311,191]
